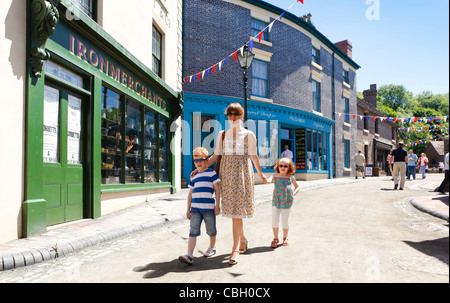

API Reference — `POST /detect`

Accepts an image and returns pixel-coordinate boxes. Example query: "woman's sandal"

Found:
[239,238,248,254]
[229,250,240,265]
[282,238,289,246]
[271,239,279,248]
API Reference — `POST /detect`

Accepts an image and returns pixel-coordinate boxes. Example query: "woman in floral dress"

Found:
[196,103,268,265]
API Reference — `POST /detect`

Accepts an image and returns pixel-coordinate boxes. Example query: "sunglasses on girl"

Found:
[279,164,289,168]
[227,112,242,117]
[193,158,206,163]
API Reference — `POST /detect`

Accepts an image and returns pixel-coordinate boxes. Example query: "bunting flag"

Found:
[183,0,304,85]
[335,112,449,124]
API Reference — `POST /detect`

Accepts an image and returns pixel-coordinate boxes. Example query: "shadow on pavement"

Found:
[133,245,274,279]
[403,237,449,265]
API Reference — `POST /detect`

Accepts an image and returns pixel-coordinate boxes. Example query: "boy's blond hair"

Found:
[193,147,209,158]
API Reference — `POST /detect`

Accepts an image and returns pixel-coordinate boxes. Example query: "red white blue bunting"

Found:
[183,0,304,85]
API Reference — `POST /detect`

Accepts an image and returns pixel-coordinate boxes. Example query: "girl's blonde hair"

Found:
[274,157,295,175]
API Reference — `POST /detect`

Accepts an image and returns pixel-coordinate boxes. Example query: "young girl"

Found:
[267,157,300,247]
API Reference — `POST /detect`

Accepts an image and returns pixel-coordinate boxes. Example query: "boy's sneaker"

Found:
[203,246,216,257]
[179,254,193,264]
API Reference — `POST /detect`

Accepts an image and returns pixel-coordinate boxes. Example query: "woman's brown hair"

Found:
[225,103,244,115]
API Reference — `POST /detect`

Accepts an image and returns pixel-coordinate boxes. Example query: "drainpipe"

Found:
[332,51,336,178]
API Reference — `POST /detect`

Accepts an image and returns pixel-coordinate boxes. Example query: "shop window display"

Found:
[101,87,123,184]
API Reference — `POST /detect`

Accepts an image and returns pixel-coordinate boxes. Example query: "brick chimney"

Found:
[334,40,352,59]
[363,84,378,108]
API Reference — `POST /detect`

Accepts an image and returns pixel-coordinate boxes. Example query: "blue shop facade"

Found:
[182,93,334,182]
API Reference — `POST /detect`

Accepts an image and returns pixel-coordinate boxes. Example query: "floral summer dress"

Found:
[219,138,255,218]
[272,175,294,209]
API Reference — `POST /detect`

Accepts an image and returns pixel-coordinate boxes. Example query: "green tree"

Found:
[377,84,414,111]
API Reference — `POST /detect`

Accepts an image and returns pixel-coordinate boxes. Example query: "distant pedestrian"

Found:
[179,147,220,265]
[280,145,294,161]
[438,162,444,173]
[266,157,299,248]
[406,150,418,180]
[436,153,449,194]
[354,150,366,179]
[418,153,429,179]
[386,151,393,177]
[392,142,408,190]
[388,149,395,180]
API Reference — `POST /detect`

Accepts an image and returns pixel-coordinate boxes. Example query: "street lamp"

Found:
[237,44,255,125]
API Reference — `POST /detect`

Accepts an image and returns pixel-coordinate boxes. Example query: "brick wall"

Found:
[183,0,358,177]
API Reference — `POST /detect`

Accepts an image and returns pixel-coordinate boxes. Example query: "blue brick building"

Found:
[182,0,361,182]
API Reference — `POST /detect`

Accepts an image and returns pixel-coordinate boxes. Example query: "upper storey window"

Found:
[312,46,320,65]
[251,18,269,42]
[152,26,162,78]
[69,0,94,19]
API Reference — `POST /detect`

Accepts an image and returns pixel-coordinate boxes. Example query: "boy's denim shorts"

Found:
[189,209,217,237]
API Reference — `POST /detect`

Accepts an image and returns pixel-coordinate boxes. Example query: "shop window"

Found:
[318,132,323,170]
[323,133,328,171]
[159,117,168,182]
[125,100,141,183]
[313,131,318,170]
[251,18,269,41]
[312,80,321,112]
[295,129,306,170]
[152,26,162,78]
[144,109,157,183]
[307,130,312,170]
[252,59,269,98]
[101,85,168,185]
[101,87,123,184]
[257,120,270,169]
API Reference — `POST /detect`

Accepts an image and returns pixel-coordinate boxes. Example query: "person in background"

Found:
[354,150,366,179]
[392,142,408,190]
[418,153,429,179]
[406,149,418,181]
[280,145,294,161]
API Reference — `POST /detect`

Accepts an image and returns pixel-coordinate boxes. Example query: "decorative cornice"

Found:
[30,0,61,78]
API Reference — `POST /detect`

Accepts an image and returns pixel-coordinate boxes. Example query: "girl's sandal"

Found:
[229,250,240,265]
[282,238,289,246]
[271,239,279,248]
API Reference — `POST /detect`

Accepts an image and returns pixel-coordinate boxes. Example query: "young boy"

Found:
[179,147,220,264]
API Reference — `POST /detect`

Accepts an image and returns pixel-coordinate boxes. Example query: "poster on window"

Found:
[43,86,60,163]
[67,95,82,165]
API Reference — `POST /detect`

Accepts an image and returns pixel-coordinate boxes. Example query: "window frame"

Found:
[252,59,269,98]
[152,25,162,78]
[312,46,320,65]
[312,80,321,112]
[251,18,269,42]
[101,84,168,186]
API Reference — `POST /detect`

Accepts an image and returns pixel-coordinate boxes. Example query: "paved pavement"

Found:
[1,175,448,272]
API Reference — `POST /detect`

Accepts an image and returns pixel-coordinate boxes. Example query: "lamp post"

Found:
[237,44,255,125]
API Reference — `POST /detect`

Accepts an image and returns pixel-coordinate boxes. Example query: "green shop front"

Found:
[24,0,182,237]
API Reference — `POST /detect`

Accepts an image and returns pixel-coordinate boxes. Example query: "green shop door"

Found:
[43,84,87,226]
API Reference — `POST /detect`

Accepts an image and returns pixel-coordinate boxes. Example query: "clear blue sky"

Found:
[264,0,449,95]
